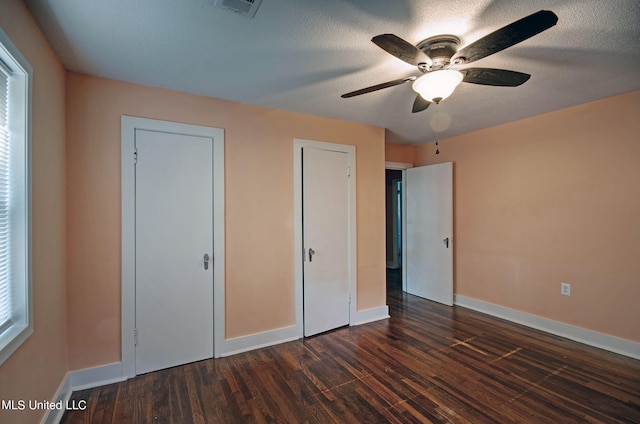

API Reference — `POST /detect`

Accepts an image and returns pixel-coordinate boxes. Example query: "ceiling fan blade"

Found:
[453,10,558,64]
[462,68,530,86]
[372,34,432,66]
[341,76,416,98]
[412,94,431,113]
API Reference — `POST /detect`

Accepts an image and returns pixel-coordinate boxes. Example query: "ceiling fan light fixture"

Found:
[412,70,463,103]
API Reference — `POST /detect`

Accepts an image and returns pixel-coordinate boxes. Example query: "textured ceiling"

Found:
[23,0,640,145]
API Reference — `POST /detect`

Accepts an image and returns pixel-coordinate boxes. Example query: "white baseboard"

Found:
[40,374,71,424]
[219,306,391,357]
[351,305,390,326]
[41,362,125,424]
[454,295,640,360]
[219,325,300,357]
[68,362,127,391]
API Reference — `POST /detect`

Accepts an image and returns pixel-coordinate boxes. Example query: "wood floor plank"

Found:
[61,276,640,423]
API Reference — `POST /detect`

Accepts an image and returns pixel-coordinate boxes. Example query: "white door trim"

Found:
[384,161,413,170]
[402,169,408,292]
[121,116,225,378]
[293,139,357,337]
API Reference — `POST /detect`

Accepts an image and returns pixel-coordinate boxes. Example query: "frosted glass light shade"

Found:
[412,70,463,103]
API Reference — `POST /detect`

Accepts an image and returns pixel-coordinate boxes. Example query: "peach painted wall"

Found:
[0,1,68,423]
[410,91,640,342]
[385,142,415,165]
[66,73,386,370]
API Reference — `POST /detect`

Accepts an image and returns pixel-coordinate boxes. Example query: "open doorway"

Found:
[385,169,403,291]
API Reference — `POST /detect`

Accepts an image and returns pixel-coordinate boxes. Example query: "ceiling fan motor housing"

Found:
[416,35,461,71]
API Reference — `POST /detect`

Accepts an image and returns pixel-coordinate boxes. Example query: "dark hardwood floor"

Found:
[62,272,640,423]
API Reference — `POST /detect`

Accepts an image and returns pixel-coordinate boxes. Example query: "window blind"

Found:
[0,29,32,364]
[0,63,10,332]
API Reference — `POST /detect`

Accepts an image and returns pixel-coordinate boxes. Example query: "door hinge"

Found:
[134,328,138,345]
[303,247,306,262]
[134,149,138,164]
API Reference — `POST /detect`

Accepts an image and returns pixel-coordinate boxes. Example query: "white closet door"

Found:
[302,147,350,336]
[135,129,214,374]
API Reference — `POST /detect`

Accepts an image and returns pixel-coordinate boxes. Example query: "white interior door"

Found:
[135,129,214,374]
[303,147,350,336]
[405,162,453,306]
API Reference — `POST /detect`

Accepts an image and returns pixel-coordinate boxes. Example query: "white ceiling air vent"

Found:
[212,0,263,18]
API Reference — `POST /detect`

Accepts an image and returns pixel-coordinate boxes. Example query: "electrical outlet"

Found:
[560,282,571,296]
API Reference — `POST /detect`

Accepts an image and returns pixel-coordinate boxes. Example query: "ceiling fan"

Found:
[341,10,558,113]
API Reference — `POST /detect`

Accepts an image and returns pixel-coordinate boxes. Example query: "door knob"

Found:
[443,238,449,248]
[204,253,210,270]
[308,248,315,262]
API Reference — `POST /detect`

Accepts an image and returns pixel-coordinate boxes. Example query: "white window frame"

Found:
[0,27,33,366]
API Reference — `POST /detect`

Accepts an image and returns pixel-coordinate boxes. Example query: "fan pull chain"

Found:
[434,103,440,155]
